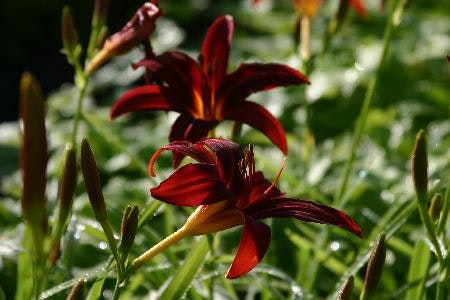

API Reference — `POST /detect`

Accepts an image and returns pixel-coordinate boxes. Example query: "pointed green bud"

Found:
[62,6,79,58]
[429,193,443,222]
[56,143,78,225]
[361,233,386,300]
[337,276,354,300]
[119,205,139,261]
[66,279,86,300]
[80,138,108,222]
[20,72,48,231]
[412,130,428,202]
[48,143,78,266]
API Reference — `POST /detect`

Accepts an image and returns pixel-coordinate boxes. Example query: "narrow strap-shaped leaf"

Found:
[86,276,106,300]
[15,226,33,300]
[405,240,431,300]
[159,237,209,300]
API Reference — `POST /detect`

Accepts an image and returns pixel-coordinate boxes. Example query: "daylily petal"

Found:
[169,115,218,167]
[247,198,363,238]
[226,216,271,279]
[200,15,233,93]
[199,138,244,189]
[225,101,288,154]
[236,171,284,209]
[148,140,214,176]
[150,163,228,207]
[110,85,172,119]
[134,52,205,117]
[218,63,309,108]
[350,0,367,17]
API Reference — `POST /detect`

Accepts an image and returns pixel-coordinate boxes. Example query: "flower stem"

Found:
[70,68,88,145]
[333,0,401,208]
[132,226,190,269]
[300,16,311,63]
[307,0,407,291]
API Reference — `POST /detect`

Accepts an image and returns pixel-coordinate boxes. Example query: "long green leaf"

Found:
[15,226,33,300]
[405,240,431,300]
[86,276,106,300]
[159,237,209,300]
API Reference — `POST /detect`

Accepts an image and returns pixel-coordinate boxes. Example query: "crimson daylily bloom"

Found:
[111,15,309,166]
[148,138,362,279]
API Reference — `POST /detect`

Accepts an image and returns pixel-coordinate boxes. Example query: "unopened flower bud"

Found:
[80,138,108,222]
[429,193,443,222]
[412,130,428,202]
[48,143,78,266]
[337,276,354,300]
[361,233,386,300]
[292,0,322,17]
[66,279,86,300]
[57,143,78,225]
[20,72,48,231]
[86,1,161,74]
[92,0,109,28]
[119,205,139,260]
[62,6,79,57]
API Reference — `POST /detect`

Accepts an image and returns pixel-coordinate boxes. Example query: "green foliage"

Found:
[0,0,449,299]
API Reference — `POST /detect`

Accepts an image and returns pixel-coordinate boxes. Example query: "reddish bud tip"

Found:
[20,72,48,229]
[429,193,443,222]
[119,205,139,260]
[62,6,79,56]
[337,276,354,300]
[80,138,108,222]
[412,130,428,201]
[361,233,386,300]
[66,279,86,300]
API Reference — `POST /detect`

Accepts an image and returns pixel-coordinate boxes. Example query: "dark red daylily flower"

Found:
[148,138,362,279]
[111,15,309,166]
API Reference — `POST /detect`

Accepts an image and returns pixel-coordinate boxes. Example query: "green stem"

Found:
[70,70,88,145]
[111,277,122,300]
[333,1,399,208]
[101,220,125,278]
[417,201,444,264]
[436,183,450,235]
[307,1,405,291]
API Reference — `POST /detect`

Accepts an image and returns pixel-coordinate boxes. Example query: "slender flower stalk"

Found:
[307,0,407,290]
[334,0,408,208]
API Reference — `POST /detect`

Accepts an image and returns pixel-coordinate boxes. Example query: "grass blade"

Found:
[405,239,431,300]
[159,236,209,300]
